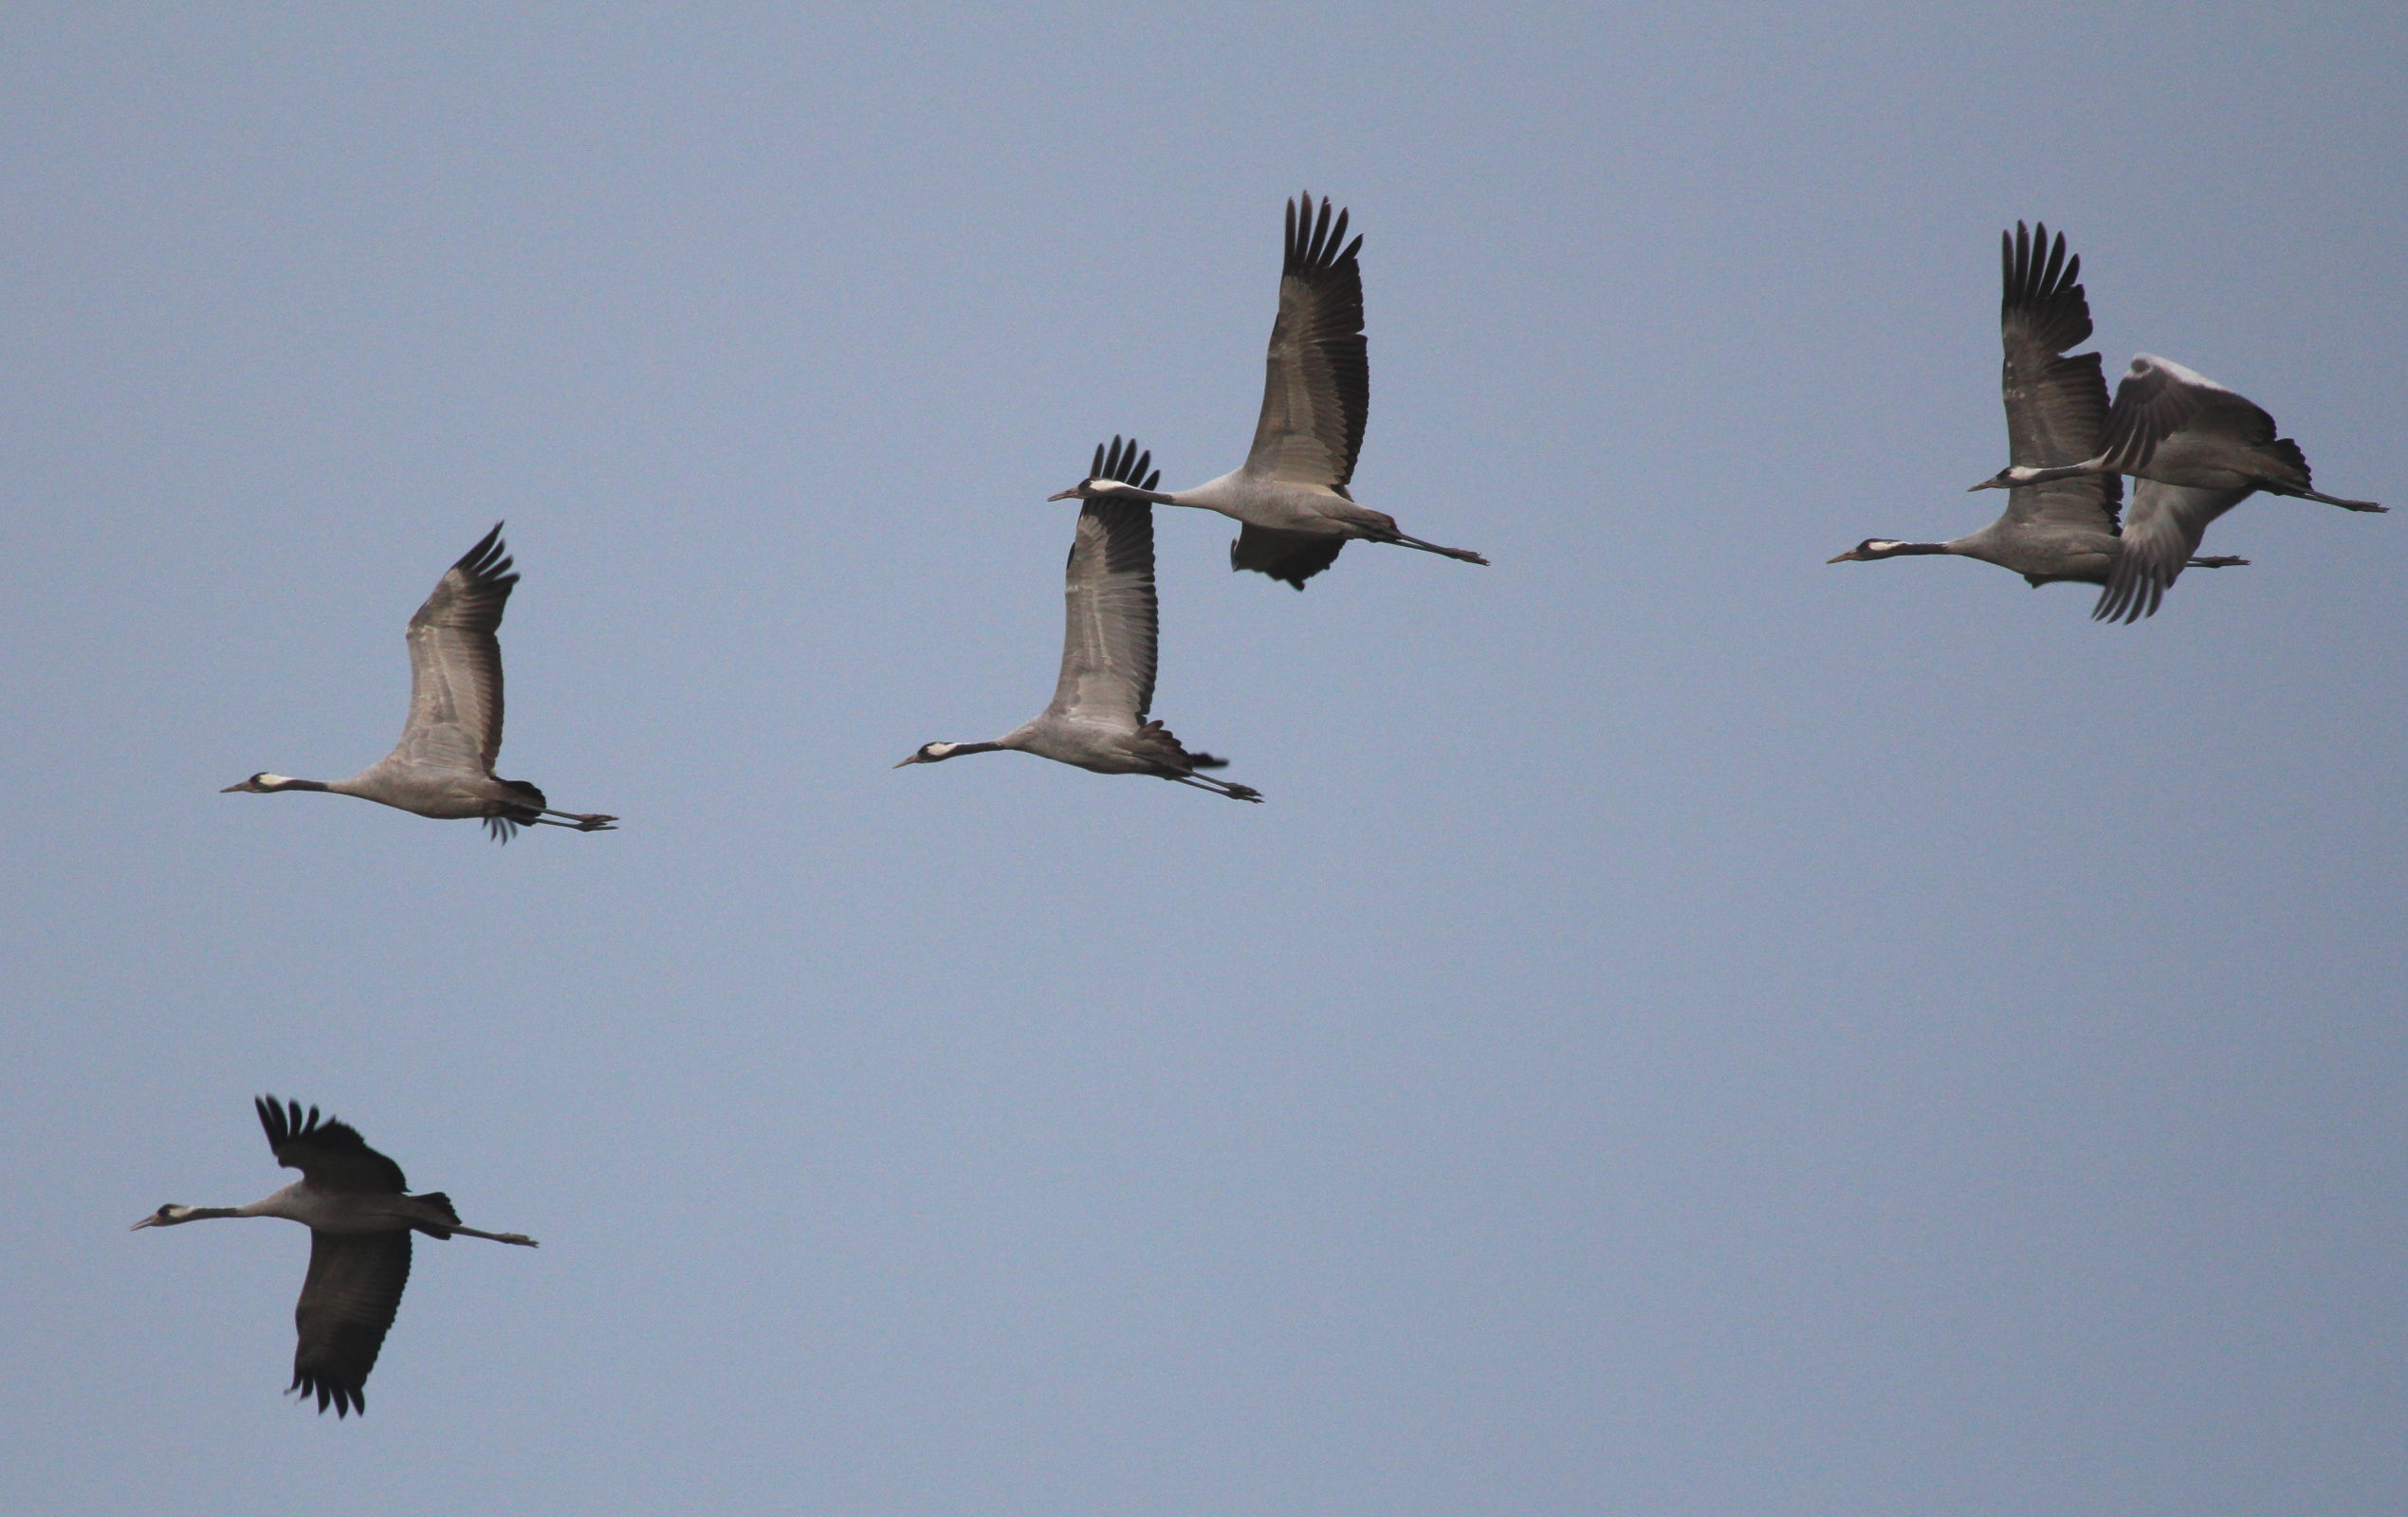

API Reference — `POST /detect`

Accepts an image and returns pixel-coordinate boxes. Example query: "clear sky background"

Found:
[3,5,2403,1514]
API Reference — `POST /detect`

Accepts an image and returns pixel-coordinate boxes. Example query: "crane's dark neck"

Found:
[1866,540,1950,558]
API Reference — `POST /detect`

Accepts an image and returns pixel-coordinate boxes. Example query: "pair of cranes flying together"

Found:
[1831,221,2382,621]
[899,192,1485,803]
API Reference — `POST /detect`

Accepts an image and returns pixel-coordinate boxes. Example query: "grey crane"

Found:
[1049,194,1486,590]
[1970,334,2384,621]
[898,437,1262,802]
[133,1096,537,1417]
[1831,222,2250,621]
[222,524,616,840]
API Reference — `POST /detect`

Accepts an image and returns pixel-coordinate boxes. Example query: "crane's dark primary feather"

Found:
[255,1095,409,1193]
[2001,221,2089,356]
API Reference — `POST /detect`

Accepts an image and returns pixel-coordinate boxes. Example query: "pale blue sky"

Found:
[3,5,2403,1514]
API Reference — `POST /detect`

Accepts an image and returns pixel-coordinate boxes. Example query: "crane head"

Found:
[894,742,959,767]
[132,1204,196,1230]
[221,772,291,793]
[1828,539,1902,562]
[1050,478,1162,503]
[1969,466,2027,492]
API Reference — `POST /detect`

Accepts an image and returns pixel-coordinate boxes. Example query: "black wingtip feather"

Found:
[2002,220,2092,355]
[450,522,519,593]
[1092,435,1150,486]
[1285,192,1360,278]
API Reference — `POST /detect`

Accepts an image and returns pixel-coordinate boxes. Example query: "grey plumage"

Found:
[1054,195,1485,589]
[1967,302,2385,618]
[1832,223,2249,619]
[898,437,1261,802]
[222,524,616,839]
[132,1096,538,1417]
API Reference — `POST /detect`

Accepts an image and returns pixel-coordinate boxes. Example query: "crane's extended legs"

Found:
[2186,556,2249,568]
[1168,774,1263,803]
[2280,488,2386,512]
[446,1223,541,1246]
[531,810,618,831]
[1372,532,1490,566]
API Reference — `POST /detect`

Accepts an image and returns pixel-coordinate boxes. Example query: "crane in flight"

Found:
[222,524,616,839]
[1053,194,1486,590]
[133,1096,538,1417]
[899,437,1262,802]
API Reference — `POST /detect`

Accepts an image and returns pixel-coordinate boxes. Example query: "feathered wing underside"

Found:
[1997,223,2121,533]
[256,1095,408,1193]
[395,523,518,775]
[2097,355,2278,475]
[2092,481,2253,624]
[291,1230,411,1417]
[1243,192,1368,489]
[1049,437,1160,728]
[1229,525,1347,590]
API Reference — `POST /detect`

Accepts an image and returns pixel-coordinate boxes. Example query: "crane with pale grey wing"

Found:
[1968,323,2384,622]
[899,437,1262,802]
[133,1097,538,1417]
[1830,222,2250,621]
[222,524,616,839]
[1049,194,1484,590]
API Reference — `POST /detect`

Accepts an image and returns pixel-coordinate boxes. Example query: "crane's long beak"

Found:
[131,1215,160,1230]
[220,780,253,793]
[1826,550,1858,563]
[892,755,925,768]
[1046,487,1081,502]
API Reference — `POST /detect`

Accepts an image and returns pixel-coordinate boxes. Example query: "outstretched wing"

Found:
[1996,222,2121,534]
[392,524,517,775]
[1048,437,1159,728]
[290,1230,410,1417]
[2095,354,2278,475]
[256,1095,408,1194]
[2092,481,2254,624]
[1242,193,1368,489]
